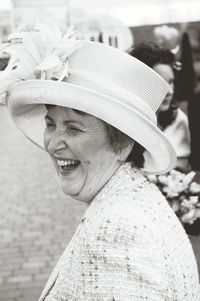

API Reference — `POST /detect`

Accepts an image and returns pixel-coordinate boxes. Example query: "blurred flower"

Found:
[153,25,180,53]
[148,169,200,226]
[171,199,180,213]
[190,182,200,194]
[146,175,157,183]
[154,25,179,41]
[181,208,196,224]
[182,171,195,186]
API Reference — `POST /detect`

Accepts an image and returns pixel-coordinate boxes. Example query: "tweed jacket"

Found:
[39,163,200,301]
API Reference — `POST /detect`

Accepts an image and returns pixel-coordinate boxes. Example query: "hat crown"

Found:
[67,41,169,112]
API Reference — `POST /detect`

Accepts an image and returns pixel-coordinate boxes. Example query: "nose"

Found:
[45,128,67,155]
[168,82,174,95]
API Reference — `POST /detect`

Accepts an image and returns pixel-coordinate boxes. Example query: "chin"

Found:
[60,180,93,203]
[60,186,80,201]
[57,174,73,190]
[58,176,88,202]
[159,104,170,112]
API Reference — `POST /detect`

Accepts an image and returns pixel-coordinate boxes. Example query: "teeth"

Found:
[57,159,78,166]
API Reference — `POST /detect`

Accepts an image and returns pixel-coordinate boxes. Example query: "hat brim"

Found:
[8,80,176,175]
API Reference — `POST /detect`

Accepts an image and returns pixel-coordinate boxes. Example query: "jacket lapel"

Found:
[38,222,84,301]
[38,268,59,301]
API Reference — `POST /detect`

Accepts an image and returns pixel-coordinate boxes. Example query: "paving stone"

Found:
[6,275,33,284]
[0,289,21,299]
[0,283,18,291]
[34,273,49,281]
[19,295,40,301]
[17,280,44,289]
[22,261,47,269]
[12,268,40,277]
[0,269,13,277]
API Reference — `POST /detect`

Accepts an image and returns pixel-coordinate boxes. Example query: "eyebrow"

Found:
[44,115,84,126]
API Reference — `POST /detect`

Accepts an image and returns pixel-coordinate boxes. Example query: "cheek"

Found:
[85,140,115,166]
[76,140,98,161]
[44,131,50,151]
[75,137,108,162]
[168,84,174,94]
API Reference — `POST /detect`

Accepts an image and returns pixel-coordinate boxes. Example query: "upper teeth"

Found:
[57,159,78,166]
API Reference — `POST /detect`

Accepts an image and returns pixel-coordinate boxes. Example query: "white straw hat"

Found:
[1,25,176,175]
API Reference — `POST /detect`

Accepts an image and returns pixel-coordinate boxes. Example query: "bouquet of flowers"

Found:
[148,169,200,235]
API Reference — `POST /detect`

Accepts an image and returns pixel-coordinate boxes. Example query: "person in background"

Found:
[130,43,191,171]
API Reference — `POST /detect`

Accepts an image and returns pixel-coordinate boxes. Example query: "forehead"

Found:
[46,105,106,128]
[46,105,84,118]
[153,63,174,80]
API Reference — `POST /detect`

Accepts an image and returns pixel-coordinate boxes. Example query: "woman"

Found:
[130,43,191,171]
[1,25,200,300]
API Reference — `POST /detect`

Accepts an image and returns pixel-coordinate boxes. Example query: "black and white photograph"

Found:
[0,0,200,300]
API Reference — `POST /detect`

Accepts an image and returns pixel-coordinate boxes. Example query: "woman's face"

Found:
[44,106,130,202]
[153,63,175,112]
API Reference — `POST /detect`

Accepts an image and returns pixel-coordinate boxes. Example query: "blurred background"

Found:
[1,0,200,300]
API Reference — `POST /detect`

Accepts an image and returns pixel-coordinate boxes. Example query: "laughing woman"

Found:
[1,25,200,300]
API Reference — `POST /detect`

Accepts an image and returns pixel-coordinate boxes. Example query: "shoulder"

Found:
[84,178,165,245]
[176,109,190,140]
[166,108,189,135]
[176,108,189,124]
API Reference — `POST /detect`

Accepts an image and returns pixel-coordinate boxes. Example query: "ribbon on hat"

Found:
[0,23,82,105]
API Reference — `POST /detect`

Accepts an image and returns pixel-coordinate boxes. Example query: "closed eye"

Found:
[67,126,82,134]
[47,122,56,128]
[45,117,56,129]
[12,65,18,70]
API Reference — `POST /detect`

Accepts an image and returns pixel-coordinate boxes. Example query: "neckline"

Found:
[91,162,144,204]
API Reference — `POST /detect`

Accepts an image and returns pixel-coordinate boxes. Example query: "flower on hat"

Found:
[0,22,82,103]
[33,23,82,81]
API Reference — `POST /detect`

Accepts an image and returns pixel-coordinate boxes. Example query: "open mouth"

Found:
[57,159,80,173]
[163,98,171,104]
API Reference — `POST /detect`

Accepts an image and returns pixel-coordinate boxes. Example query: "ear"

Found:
[118,141,135,162]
